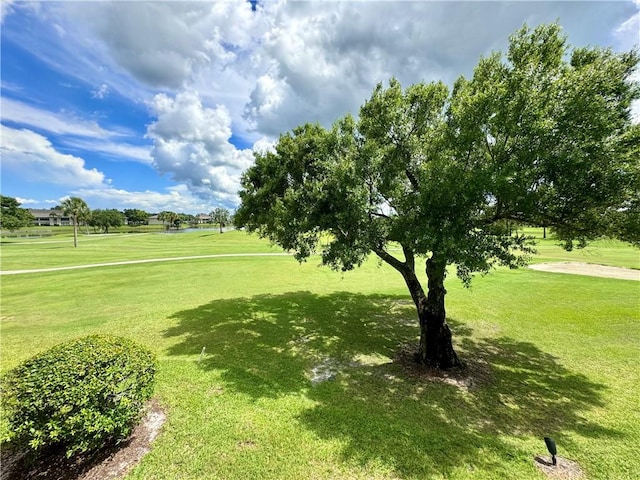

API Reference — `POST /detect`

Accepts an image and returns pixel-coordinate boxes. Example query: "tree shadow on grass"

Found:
[164,291,619,478]
[164,291,415,397]
[301,332,619,478]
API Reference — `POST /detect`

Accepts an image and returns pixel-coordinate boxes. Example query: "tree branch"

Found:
[374,244,427,309]
[402,244,415,271]
[484,134,495,162]
[373,243,417,274]
[372,246,407,273]
[405,167,420,191]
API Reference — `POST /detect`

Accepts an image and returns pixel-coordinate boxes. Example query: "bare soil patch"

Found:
[534,455,584,479]
[529,262,639,281]
[1,399,165,480]
[393,343,492,391]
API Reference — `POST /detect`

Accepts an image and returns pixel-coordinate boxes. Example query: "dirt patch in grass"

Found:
[529,262,639,281]
[237,440,257,450]
[393,343,493,391]
[534,455,584,479]
[1,399,165,480]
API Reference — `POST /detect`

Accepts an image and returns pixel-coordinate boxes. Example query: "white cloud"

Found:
[72,184,222,214]
[1,0,16,23]
[61,138,153,165]
[147,91,254,203]
[8,1,636,141]
[251,137,276,155]
[243,72,289,134]
[3,0,638,209]
[0,79,24,94]
[64,0,258,90]
[1,125,106,187]
[0,4,153,104]
[15,197,39,205]
[0,81,22,94]
[614,0,640,52]
[1,97,113,138]
[1,99,152,163]
[246,2,515,132]
[241,1,640,136]
[91,83,109,99]
[613,1,640,123]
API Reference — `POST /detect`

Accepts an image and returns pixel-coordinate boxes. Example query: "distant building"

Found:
[147,214,163,225]
[196,214,212,224]
[28,209,71,226]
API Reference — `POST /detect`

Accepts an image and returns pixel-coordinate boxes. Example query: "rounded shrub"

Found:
[1,335,156,457]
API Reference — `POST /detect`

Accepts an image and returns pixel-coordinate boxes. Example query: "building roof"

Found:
[28,209,66,217]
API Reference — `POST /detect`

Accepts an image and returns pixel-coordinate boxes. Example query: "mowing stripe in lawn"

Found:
[0,253,293,275]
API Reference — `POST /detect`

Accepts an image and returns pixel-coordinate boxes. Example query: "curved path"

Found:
[529,262,639,281]
[0,253,291,275]
[3,256,637,280]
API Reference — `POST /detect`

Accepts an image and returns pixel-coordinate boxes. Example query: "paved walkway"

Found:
[3,256,637,280]
[0,253,292,275]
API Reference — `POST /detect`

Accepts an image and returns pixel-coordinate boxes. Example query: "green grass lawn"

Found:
[1,232,639,479]
[518,227,639,269]
[0,230,282,271]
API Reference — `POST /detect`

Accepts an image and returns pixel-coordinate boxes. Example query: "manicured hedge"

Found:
[1,335,156,457]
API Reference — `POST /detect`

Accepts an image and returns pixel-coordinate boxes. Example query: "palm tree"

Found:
[210,207,230,234]
[158,211,176,231]
[168,212,181,229]
[61,197,89,247]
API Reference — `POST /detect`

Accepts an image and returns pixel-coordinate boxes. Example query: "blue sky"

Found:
[1,1,638,214]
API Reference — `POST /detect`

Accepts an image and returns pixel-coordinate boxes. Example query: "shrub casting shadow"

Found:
[164,291,617,478]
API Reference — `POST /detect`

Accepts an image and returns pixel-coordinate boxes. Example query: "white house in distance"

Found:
[147,214,163,225]
[196,214,211,224]
[28,209,71,226]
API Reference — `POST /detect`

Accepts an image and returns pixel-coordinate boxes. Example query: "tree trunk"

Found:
[72,218,78,248]
[415,255,460,368]
[375,247,461,369]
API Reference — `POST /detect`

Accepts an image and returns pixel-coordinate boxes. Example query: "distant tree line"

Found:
[0,195,233,246]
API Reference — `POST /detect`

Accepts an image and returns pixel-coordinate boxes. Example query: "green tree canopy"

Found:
[88,209,125,233]
[123,209,149,226]
[180,213,196,225]
[0,195,35,232]
[235,24,639,368]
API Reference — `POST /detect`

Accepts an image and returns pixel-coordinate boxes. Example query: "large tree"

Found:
[88,209,125,233]
[211,207,231,233]
[61,197,90,247]
[235,24,639,368]
[123,208,149,227]
[0,195,35,232]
